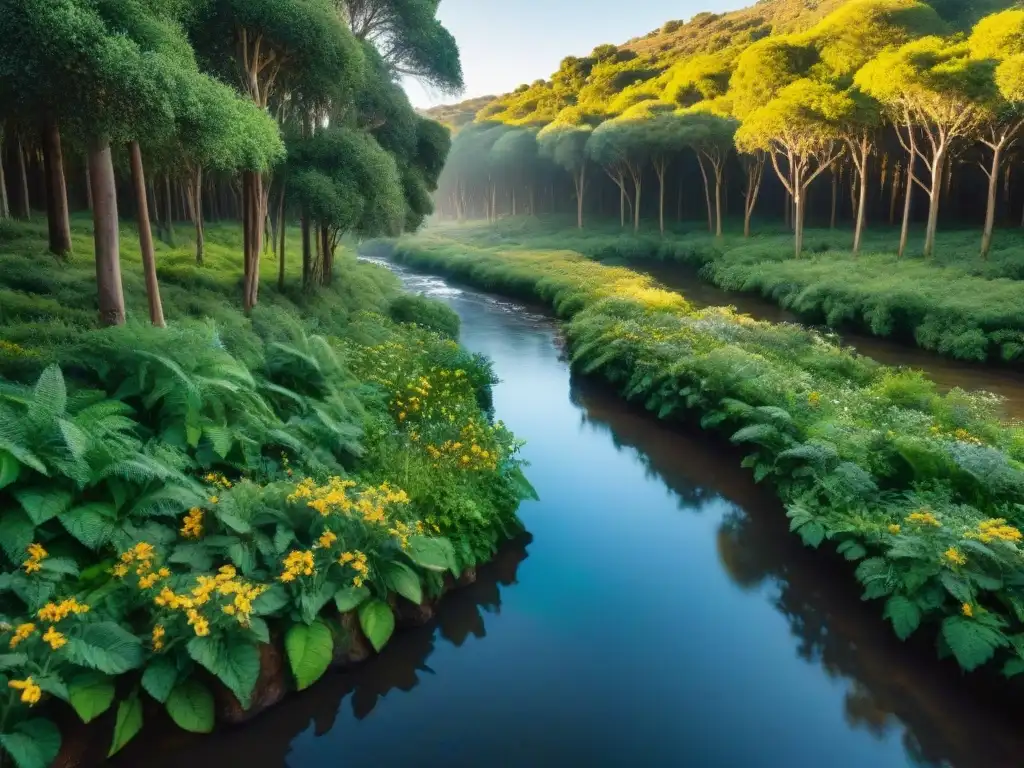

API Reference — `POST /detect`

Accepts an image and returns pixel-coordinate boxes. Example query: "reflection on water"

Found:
[151,255,1024,768]
[639,261,1024,420]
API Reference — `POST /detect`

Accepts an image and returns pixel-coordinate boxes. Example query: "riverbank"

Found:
[420,217,1024,364]
[390,229,1024,677]
[0,218,533,765]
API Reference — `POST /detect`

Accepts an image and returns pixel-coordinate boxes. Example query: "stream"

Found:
[147,258,1024,768]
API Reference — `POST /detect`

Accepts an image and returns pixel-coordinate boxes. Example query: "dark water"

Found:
[152,259,1024,768]
[639,262,1024,420]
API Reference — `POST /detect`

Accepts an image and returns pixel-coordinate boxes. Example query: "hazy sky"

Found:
[405,0,746,108]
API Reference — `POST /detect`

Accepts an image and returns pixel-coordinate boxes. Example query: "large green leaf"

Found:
[0,509,34,562]
[334,585,370,613]
[187,636,260,709]
[883,596,921,641]
[65,622,144,675]
[251,584,290,617]
[14,488,73,526]
[0,719,61,768]
[299,582,336,624]
[68,672,116,723]
[166,680,215,734]
[383,561,423,604]
[407,536,457,573]
[359,599,395,653]
[108,695,143,757]
[0,653,28,670]
[141,656,179,704]
[285,620,334,691]
[0,450,22,490]
[58,503,117,550]
[941,616,1008,672]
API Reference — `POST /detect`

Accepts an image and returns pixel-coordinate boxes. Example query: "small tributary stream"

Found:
[150,258,1024,768]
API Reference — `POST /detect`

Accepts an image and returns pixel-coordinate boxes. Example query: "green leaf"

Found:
[941,615,1008,672]
[383,561,423,604]
[407,536,456,573]
[35,674,68,703]
[883,596,921,641]
[141,656,178,704]
[187,636,260,709]
[285,620,334,691]
[0,509,34,562]
[108,695,143,757]
[65,622,144,675]
[508,467,539,501]
[247,617,270,644]
[359,599,395,653]
[940,571,974,604]
[68,672,115,722]
[334,585,370,613]
[251,584,289,617]
[14,488,73,526]
[166,680,215,734]
[299,582,336,624]
[1003,658,1024,677]
[169,543,214,571]
[0,653,28,671]
[59,503,116,550]
[0,718,61,768]
[40,557,79,577]
[797,520,825,548]
[0,450,22,490]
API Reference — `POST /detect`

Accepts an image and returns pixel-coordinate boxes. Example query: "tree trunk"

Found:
[193,168,205,265]
[632,172,642,232]
[923,151,944,259]
[575,165,586,229]
[41,120,72,257]
[320,225,332,286]
[163,175,175,246]
[89,138,125,326]
[697,155,713,233]
[655,162,666,235]
[0,143,9,219]
[853,165,868,256]
[277,181,287,290]
[794,188,805,259]
[619,182,625,228]
[242,171,265,313]
[714,166,723,237]
[889,162,901,226]
[511,186,516,217]
[899,156,914,260]
[128,141,165,328]
[14,136,30,219]
[981,145,1002,261]
[830,167,838,229]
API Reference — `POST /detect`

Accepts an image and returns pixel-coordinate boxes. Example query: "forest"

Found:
[426,0,1024,361]
[0,2,541,766]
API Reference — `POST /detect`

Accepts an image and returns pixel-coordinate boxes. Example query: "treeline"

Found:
[0,0,459,324]
[435,0,1024,260]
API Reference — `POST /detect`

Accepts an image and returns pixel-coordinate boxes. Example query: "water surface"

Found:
[150,258,1024,768]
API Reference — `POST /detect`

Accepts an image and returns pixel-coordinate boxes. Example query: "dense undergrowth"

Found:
[0,218,532,767]
[392,227,1024,679]
[418,216,1024,364]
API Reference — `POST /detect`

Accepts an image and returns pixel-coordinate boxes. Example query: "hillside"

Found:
[432,0,1009,127]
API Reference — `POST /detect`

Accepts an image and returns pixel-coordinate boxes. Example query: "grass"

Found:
[417,215,1024,363]
[391,226,1024,677]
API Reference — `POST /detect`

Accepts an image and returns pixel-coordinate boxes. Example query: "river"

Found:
[145,258,1024,768]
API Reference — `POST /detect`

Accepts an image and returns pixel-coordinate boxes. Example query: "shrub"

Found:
[388,294,461,339]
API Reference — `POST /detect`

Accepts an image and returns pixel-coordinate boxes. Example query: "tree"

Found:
[856,37,995,258]
[587,117,649,231]
[740,150,767,238]
[489,129,537,216]
[736,79,847,258]
[834,89,882,255]
[538,116,593,229]
[679,108,737,237]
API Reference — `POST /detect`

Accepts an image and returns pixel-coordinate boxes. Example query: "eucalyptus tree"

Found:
[740,151,767,238]
[489,128,538,216]
[587,117,650,231]
[538,112,593,229]
[190,0,364,312]
[736,79,848,258]
[969,9,1024,259]
[679,108,737,237]
[856,37,995,258]
[834,89,882,255]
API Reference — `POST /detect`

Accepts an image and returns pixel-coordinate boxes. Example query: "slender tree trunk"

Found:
[0,145,9,220]
[14,136,30,219]
[830,167,838,229]
[511,186,516,217]
[853,167,868,256]
[890,162,901,226]
[697,155,713,234]
[981,144,1002,261]
[194,168,204,265]
[277,181,287,290]
[575,165,586,229]
[632,170,642,232]
[923,151,945,259]
[128,141,165,327]
[743,154,765,239]
[301,212,312,289]
[714,166,723,237]
[619,182,625,228]
[242,171,265,313]
[320,225,332,286]
[794,187,805,259]
[41,120,72,257]
[655,161,666,235]
[899,156,914,260]
[89,138,125,326]
[163,175,175,246]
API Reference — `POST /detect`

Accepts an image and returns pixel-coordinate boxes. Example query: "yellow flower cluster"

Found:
[424,438,498,471]
[962,602,974,617]
[943,547,968,567]
[339,550,369,587]
[204,473,234,489]
[37,597,89,623]
[315,530,337,549]
[181,507,204,539]
[280,550,315,582]
[888,523,901,534]
[9,678,41,706]
[388,520,423,550]
[23,542,47,574]
[288,477,410,525]
[807,391,821,407]
[152,624,166,651]
[113,542,157,578]
[9,623,36,649]
[966,518,1023,544]
[906,510,941,528]
[42,626,66,650]
[928,425,984,446]
[154,565,266,634]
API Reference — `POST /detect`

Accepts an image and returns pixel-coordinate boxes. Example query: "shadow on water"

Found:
[638,261,1024,420]
[571,375,1024,768]
[120,537,532,768]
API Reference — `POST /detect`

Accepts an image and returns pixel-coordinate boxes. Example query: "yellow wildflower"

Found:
[280,550,316,581]
[943,547,967,567]
[37,598,89,623]
[9,623,36,649]
[208,496,219,505]
[888,524,901,534]
[186,609,209,637]
[968,518,1023,544]
[315,530,338,549]
[23,542,47,574]
[962,603,974,617]
[807,391,821,407]
[181,507,204,539]
[112,563,129,578]
[152,624,165,651]
[906,510,941,528]
[8,678,42,706]
[42,627,66,650]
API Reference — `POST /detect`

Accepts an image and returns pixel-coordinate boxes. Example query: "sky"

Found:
[404,0,747,109]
